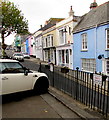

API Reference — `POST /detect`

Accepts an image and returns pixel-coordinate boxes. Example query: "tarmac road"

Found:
[2,59,81,119]
[2,92,81,119]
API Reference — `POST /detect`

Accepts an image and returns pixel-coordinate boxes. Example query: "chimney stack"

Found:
[45,20,49,25]
[90,0,98,10]
[69,6,74,17]
[40,25,42,28]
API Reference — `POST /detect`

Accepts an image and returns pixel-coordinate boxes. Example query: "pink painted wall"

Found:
[28,36,33,55]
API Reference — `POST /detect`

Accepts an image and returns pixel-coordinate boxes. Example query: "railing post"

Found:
[53,64,54,87]
[50,63,54,87]
[106,77,109,117]
[38,62,41,72]
[76,67,79,100]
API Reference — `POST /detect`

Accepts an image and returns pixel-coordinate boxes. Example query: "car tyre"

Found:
[33,77,49,95]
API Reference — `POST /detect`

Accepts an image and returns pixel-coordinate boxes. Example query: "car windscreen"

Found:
[24,53,28,55]
[14,54,23,56]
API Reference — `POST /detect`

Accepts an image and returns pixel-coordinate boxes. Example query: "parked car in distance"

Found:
[22,52,30,59]
[13,53,24,62]
[0,59,49,95]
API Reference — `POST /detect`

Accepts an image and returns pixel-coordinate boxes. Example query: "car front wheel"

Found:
[33,77,49,94]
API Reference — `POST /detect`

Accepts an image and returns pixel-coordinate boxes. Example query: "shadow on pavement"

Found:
[2,90,40,104]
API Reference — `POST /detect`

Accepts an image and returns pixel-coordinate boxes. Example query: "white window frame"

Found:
[35,38,38,47]
[43,37,47,48]
[106,29,109,50]
[81,33,88,51]
[81,58,96,72]
[66,49,69,63]
[51,35,54,47]
[103,59,109,75]
[47,35,50,47]
[59,29,64,45]
[44,51,48,61]
[50,50,54,62]
[45,37,48,47]
[58,50,62,63]
[69,27,71,35]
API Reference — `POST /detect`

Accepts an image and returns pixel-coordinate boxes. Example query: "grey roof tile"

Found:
[73,1,109,33]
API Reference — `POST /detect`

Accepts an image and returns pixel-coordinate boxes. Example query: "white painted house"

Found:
[33,27,43,60]
[56,6,80,69]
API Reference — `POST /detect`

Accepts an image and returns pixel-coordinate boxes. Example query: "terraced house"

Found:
[32,7,80,68]
[33,18,64,63]
[42,18,64,64]
[56,6,80,69]
[33,27,43,60]
[73,1,109,75]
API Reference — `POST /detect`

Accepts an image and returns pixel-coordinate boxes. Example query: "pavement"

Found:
[29,57,109,120]
[49,86,108,120]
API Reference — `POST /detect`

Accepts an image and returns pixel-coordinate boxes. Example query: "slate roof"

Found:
[42,18,64,31]
[73,1,109,33]
[33,18,64,38]
[42,22,56,31]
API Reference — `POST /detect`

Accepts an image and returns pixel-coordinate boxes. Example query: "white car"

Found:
[0,59,49,95]
[22,52,30,59]
[13,53,24,62]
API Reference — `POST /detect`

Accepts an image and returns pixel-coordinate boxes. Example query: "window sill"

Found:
[81,50,88,52]
[105,49,109,51]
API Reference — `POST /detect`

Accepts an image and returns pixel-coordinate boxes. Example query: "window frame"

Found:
[69,27,71,35]
[59,29,64,45]
[66,49,69,63]
[81,33,88,51]
[81,58,96,73]
[103,59,109,75]
[106,29,109,50]
[51,35,54,46]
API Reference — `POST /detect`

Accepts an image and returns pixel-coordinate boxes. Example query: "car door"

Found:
[1,62,34,95]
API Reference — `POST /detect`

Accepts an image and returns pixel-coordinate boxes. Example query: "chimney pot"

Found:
[90,0,98,10]
[40,25,42,28]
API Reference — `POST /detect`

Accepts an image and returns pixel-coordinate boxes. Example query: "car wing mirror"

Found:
[24,69,28,76]
[23,67,29,76]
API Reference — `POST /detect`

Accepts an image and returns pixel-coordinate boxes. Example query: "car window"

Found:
[0,62,24,74]
[14,53,23,56]
[24,53,28,55]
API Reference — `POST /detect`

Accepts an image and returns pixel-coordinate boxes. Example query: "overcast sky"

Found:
[2,0,109,44]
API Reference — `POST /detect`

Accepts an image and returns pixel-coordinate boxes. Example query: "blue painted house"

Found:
[26,37,29,54]
[73,1,109,75]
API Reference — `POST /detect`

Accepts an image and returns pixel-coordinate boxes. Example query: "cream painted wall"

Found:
[42,26,57,47]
